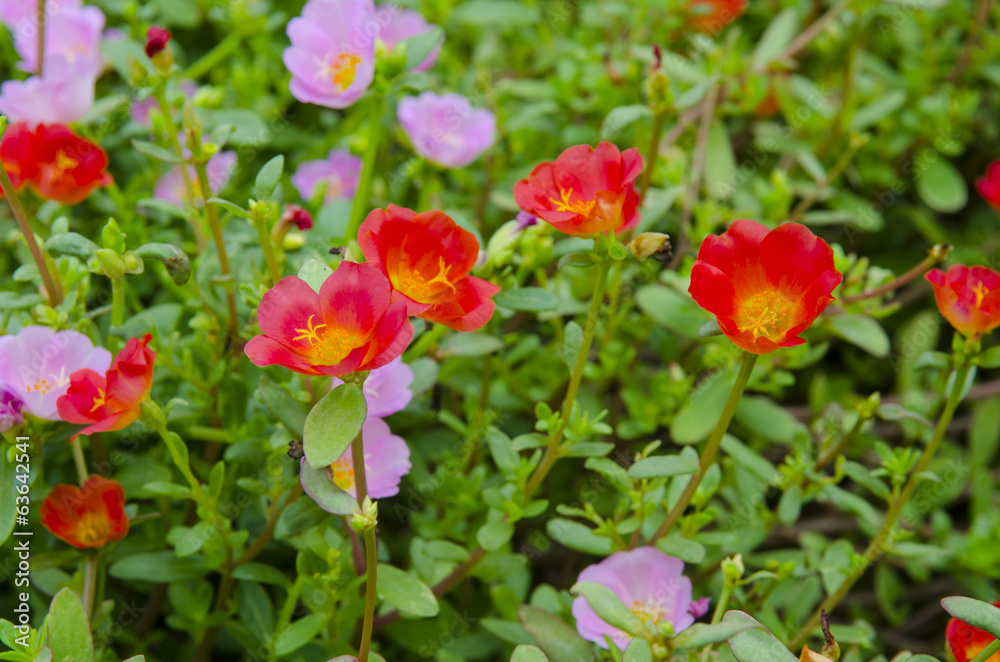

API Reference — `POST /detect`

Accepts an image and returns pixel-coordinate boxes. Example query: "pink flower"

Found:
[291,148,362,203]
[0,387,24,432]
[0,326,111,421]
[154,152,238,206]
[0,0,80,31]
[572,547,706,649]
[14,5,105,79]
[330,355,413,417]
[300,415,411,503]
[0,75,96,125]
[282,0,378,109]
[377,6,442,72]
[397,91,496,169]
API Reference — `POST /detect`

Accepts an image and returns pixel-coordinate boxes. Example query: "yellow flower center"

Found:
[397,256,456,302]
[974,280,988,308]
[631,599,667,624]
[738,290,792,341]
[292,314,360,366]
[25,369,70,396]
[53,150,79,178]
[90,388,106,413]
[329,456,355,491]
[75,511,111,545]
[549,188,596,216]
[314,53,361,91]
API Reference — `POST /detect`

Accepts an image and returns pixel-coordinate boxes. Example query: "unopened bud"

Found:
[102,217,126,254]
[122,252,143,274]
[145,26,174,71]
[627,232,672,262]
[281,204,313,230]
[722,554,744,582]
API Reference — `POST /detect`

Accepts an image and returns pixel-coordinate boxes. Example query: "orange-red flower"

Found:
[685,0,746,33]
[245,262,414,376]
[514,142,642,237]
[57,334,155,439]
[925,265,1000,339]
[946,603,1000,662]
[31,124,112,204]
[976,159,1000,212]
[0,121,38,194]
[40,475,130,549]
[358,205,500,332]
[689,220,842,354]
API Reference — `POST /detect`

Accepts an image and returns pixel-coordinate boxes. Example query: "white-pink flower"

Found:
[377,5,442,72]
[397,91,496,169]
[291,148,362,203]
[282,0,379,109]
[154,152,238,206]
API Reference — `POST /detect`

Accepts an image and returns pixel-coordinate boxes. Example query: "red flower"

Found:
[689,220,842,354]
[145,26,172,59]
[925,265,1000,339]
[57,334,155,439]
[281,204,314,230]
[358,205,500,331]
[0,122,39,193]
[245,262,414,376]
[31,124,112,205]
[946,602,1000,662]
[685,0,747,33]
[514,142,643,237]
[976,159,1000,212]
[40,475,130,549]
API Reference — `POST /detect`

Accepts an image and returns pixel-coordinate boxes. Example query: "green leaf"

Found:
[132,139,183,163]
[916,159,968,213]
[672,368,736,444]
[751,8,800,70]
[478,513,515,551]
[518,606,593,662]
[623,637,653,662]
[562,321,583,369]
[258,376,306,437]
[302,383,367,468]
[723,611,795,662]
[486,427,521,475]
[272,612,327,656]
[940,597,1000,639]
[735,396,804,443]
[402,26,444,71]
[109,552,207,582]
[297,259,335,293]
[849,89,907,131]
[136,197,189,220]
[46,588,93,662]
[601,104,653,140]
[481,618,536,646]
[0,450,14,548]
[206,197,251,218]
[511,645,549,662]
[655,536,706,564]
[443,332,504,356]
[232,563,291,587]
[876,403,932,426]
[43,232,99,259]
[777,484,802,525]
[672,620,758,650]
[299,460,360,515]
[254,155,285,199]
[493,287,559,312]
[628,455,700,479]
[546,518,613,555]
[704,119,736,200]
[831,314,890,357]
[571,582,643,634]
[377,565,440,617]
[970,397,1000,466]
[636,284,712,337]
[979,346,1000,369]
[134,242,191,285]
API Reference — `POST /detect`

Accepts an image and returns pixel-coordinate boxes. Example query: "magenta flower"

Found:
[0,0,80,31]
[0,75,95,125]
[331,355,414,417]
[572,547,707,649]
[300,415,411,503]
[291,148,362,203]
[0,326,111,421]
[0,387,25,432]
[377,6,442,72]
[282,0,378,109]
[154,152,238,206]
[14,5,105,79]
[132,80,198,128]
[397,91,496,169]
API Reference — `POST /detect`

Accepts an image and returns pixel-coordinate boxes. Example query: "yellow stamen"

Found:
[974,281,988,308]
[90,388,106,413]
[75,511,111,545]
[53,150,79,178]
[293,314,328,346]
[738,290,792,341]
[329,456,355,491]
[549,188,596,216]
[314,53,362,91]
[399,256,456,302]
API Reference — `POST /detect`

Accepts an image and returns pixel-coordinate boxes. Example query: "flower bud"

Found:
[280,204,313,231]
[94,249,125,280]
[122,252,144,274]
[145,26,174,72]
[283,232,306,251]
[722,554,744,582]
[102,218,126,254]
[627,232,672,262]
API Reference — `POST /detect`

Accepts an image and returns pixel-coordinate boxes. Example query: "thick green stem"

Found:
[82,556,98,621]
[0,125,63,306]
[638,110,665,202]
[971,640,1000,662]
[182,31,243,81]
[815,414,865,470]
[153,419,212,509]
[71,440,89,485]
[788,362,972,650]
[403,323,448,361]
[523,259,612,500]
[652,352,758,543]
[254,217,281,285]
[152,88,206,252]
[193,160,240,342]
[351,427,367,505]
[346,93,386,244]
[358,528,378,662]
[111,276,126,327]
